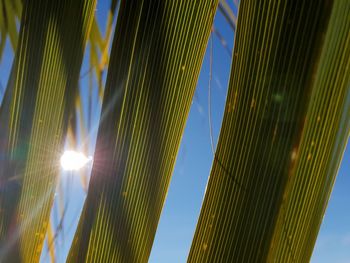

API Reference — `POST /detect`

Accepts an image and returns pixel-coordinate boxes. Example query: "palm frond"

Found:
[67,1,219,262]
[46,220,55,263]
[267,1,350,261]
[0,0,96,261]
[188,0,350,262]
[0,0,21,60]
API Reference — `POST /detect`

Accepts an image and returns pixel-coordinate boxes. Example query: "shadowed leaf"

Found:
[67,1,219,262]
[0,0,96,261]
[188,0,350,262]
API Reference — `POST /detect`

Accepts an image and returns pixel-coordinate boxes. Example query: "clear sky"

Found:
[0,1,349,262]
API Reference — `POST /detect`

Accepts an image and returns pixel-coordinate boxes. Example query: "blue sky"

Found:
[0,1,349,262]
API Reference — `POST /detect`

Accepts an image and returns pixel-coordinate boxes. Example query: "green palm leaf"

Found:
[68,1,218,262]
[0,0,96,261]
[267,0,350,261]
[0,0,21,60]
[188,0,349,262]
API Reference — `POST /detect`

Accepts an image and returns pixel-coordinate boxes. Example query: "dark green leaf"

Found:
[68,1,218,262]
[188,0,350,262]
[0,0,96,261]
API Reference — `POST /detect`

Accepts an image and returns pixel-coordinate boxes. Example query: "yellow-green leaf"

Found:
[0,0,96,262]
[67,1,218,262]
[267,0,350,261]
[188,0,350,262]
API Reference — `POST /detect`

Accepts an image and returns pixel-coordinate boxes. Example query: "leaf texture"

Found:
[188,0,350,262]
[267,0,350,261]
[67,1,218,262]
[0,0,96,262]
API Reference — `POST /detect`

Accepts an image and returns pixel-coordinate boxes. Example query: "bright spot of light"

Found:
[60,150,92,171]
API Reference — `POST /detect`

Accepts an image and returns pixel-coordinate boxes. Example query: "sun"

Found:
[60,150,92,171]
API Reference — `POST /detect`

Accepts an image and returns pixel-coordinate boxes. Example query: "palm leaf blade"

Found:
[68,1,218,262]
[0,0,96,261]
[188,0,350,262]
[267,0,350,261]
